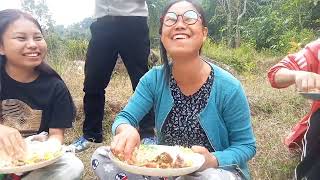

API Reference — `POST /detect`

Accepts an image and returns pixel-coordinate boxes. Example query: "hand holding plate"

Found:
[191,145,218,171]
[0,125,26,161]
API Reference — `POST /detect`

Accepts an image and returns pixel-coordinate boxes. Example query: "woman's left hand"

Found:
[25,131,48,142]
[191,145,218,171]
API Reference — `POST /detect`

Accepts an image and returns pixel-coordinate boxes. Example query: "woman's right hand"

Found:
[294,71,320,92]
[110,124,140,161]
[0,125,26,160]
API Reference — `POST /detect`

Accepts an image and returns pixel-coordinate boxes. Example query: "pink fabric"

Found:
[10,174,21,180]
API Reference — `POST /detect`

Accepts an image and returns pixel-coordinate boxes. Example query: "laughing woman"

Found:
[0,9,83,180]
[91,0,256,179]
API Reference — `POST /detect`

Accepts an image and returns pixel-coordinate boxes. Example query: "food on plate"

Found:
[114,145,194,168]
[0,139,62,168]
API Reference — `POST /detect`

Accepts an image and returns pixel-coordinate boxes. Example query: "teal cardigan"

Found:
[112,62,256,179]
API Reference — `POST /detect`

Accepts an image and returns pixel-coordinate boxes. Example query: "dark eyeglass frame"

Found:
[161,10,201,27]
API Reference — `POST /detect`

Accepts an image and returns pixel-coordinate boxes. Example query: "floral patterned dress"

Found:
[160,68,215,152]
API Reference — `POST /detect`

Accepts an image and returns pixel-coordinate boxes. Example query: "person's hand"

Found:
[191,145,218,171]
[110,124,140,161]
[25,131,48,142]
[0,125,26,160]
[294,71,320,92]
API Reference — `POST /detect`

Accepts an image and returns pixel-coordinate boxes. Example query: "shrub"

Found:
[45,32,65,56]
[276,28,317,53]
[202,38,258,74]
[65,39,89,61]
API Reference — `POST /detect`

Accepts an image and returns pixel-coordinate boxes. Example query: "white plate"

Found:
[109,145,205,177]
[0,152,63,174]
[298,92,320,100]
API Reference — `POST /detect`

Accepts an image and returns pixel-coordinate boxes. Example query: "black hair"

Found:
[158,0,207,82]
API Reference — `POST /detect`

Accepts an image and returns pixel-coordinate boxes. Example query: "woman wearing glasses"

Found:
[91,0,256,179]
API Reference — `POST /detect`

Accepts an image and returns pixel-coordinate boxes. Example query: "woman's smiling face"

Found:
[0,18,47,69]
[160,1,208,58]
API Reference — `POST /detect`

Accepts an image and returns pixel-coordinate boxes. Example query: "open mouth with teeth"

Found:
[173,34,190,40]
[23,52,40,57]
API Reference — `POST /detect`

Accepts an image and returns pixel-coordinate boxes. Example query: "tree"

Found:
[241,0,319,51]
[147,0,168,48]
[235,0,248,47]
[202,0,218,37]
[63,17,94,40]
[211,0,250,47]
[21,0,55,31]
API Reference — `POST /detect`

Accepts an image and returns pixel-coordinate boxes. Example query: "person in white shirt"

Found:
[71,0,155,152]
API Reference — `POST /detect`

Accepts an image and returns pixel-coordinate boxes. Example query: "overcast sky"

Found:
[0,0,94,25]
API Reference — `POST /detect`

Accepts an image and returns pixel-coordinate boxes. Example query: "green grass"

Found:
[242,56,309,179]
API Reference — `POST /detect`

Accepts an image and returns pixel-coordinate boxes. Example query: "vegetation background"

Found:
[19,0,320,179]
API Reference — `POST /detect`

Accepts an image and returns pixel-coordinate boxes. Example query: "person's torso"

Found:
[95,0,148,18]
[160,68,216,152]
[149,64,251,178]
[0,70,61,135]
[150,64,242,150]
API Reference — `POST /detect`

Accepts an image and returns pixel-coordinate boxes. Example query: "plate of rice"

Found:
[0,139,63,174]
[109,145,205,177]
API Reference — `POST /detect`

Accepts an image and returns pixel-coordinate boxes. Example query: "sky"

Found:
[0,0,94,26]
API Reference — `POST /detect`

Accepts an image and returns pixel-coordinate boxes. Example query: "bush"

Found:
[65,39,89,61]
[45,34,88,75]
[202,38,258,74]
[276,28,317,53]
[45,32,65,56]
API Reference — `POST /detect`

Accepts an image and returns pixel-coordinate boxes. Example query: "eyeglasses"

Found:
[162,10,201,27]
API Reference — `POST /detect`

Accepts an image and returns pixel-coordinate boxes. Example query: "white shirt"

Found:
[95,0,148,18]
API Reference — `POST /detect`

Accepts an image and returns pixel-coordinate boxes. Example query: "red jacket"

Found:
[267,39,320,149]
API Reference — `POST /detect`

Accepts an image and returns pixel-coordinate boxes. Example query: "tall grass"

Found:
[46,37,88,76]
[65,39,88,61]
[243,74,305,179]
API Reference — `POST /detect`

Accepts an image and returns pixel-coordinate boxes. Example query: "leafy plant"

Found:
[202,38,258,74]
[65,39,88,61]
